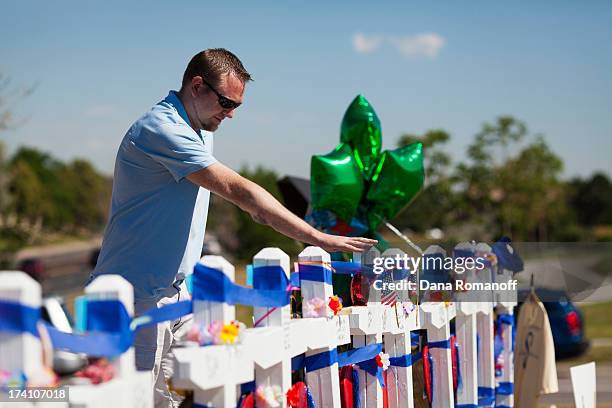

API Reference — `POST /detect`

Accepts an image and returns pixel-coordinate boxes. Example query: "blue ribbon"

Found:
[351,367,361,408]
[290,272,300,288]
[496,382,513,395]
[428,339,451,350]
[498,313,515,350]
[411,331,421,347]
[193,263,290,307]
[427,339,451,405]
[240,380,255,394]
[298,264,332,285]
[389,351,421,367]
[292,354,305,371]
[478,386,495,406]
[330,261,370,275]
[45,322,133,357]
[388,354,412,367]
[0,300,40,337]
[306,386,316,408]
[356,358,385,387]
[304,349,339,372]
[292,343,383,373]
[339,343,382,367]
[495,313,516,379]
[455,342,462,390]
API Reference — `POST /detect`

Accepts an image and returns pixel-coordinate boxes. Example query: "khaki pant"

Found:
[134,282,192,408]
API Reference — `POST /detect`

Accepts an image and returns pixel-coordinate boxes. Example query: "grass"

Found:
[557,301,612,364]
[563,345,612,365]
[581,301,612,339]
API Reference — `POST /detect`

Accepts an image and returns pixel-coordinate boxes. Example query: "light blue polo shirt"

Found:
[90,91,217,300]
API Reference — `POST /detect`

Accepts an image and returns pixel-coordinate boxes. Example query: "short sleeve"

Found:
[131,122,217,182]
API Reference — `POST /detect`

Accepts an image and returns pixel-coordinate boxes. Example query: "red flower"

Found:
[286,382,307,407]
[328,295,343,315]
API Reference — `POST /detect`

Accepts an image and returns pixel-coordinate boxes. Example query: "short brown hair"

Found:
[181,48,252,90]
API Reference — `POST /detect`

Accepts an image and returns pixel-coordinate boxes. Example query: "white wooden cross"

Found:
[453,241,479,407]
[420,245,455,408]
[351,247,384,408]
[474,242,496,407]
[380,248,418,408]
[298,246,341,407]
[68,274,152,408]
[252,248,292,408]
[0,271,43,377]
[493,242,518,408]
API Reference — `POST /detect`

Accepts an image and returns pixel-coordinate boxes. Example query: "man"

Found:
[90,48,376,407]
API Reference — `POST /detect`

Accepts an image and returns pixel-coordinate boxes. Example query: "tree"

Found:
[456,116,573,241]
[207,165,304,261]
[570,173,612,226]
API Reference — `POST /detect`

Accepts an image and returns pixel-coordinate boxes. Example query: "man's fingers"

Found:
[354,237,378,244]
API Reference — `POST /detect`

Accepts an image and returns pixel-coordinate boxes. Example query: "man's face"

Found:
[193,73,245,132]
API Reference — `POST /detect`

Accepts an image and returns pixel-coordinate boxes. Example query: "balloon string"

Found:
[379,217,424,256]
[377,216,423,318]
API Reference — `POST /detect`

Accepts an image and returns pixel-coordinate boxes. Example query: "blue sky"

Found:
[2,0,611,179]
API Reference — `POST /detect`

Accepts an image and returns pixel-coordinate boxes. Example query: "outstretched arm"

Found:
[187,162,377,253]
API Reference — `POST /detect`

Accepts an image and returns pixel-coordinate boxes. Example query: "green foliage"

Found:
[570,173,612,226]
[394,116,602,242]
[4,146,111,238]
[208,166,304,261]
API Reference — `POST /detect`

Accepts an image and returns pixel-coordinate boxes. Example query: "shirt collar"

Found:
[164,91,192,127]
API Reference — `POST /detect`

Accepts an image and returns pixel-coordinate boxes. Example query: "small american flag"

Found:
[380,271,399,305]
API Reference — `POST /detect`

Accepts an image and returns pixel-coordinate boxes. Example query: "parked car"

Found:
[18,258,46,281]
[40,297,88,375]
[516,288,589,358]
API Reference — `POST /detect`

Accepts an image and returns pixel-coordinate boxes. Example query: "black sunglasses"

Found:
[200,77,241,110]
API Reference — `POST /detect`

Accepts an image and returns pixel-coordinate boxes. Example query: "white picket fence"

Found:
[0,243,517,408]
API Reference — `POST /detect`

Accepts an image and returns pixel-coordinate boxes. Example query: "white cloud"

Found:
[390,33,446,59]
[352,32,446,59]
[352,33,383,54]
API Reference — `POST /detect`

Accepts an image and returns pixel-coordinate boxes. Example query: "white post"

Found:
[298,246,341,408]
[253,248,292,408]
[192,255,237,408]
[0,271,43,376]
[422,245,454,408]
[74,274,153,408]
[474,243,496,407]
[353,247,383,408]
[494,253,517,408]
[453,242,479,408]
[381,248,414,408]
[85,274,135,377]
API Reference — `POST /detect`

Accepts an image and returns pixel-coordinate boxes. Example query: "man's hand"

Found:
[187,163,377,252]
[315,233,378,253]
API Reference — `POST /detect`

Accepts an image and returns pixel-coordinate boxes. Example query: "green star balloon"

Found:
[365,142,425,230]
[340,95,382,177]
[310,143,365,222]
